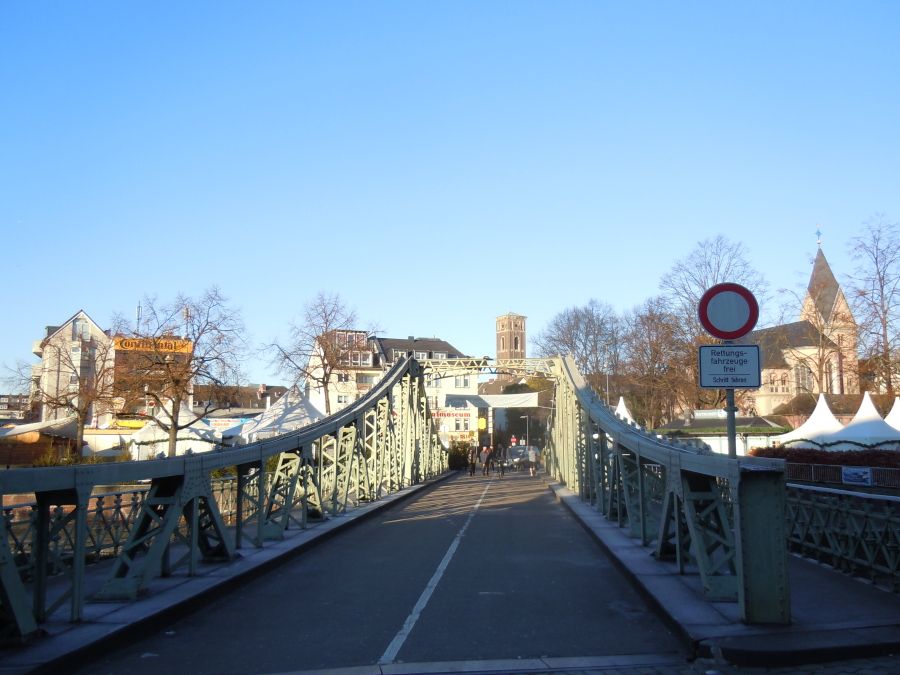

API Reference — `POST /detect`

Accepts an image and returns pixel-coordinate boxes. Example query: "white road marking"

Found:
[378,480,492,665]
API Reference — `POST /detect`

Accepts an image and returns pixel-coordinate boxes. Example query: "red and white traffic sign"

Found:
[698,283,759,340]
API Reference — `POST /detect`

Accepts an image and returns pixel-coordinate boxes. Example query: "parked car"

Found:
[508,445,539,470]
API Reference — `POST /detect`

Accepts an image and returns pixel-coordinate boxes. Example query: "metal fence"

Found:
[786,484,900,591]
[785,463,900,490]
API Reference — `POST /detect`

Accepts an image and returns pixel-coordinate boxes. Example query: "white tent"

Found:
[772,394,844,448]
[817,392,900,451]
[614,396,635,424]
[884,397,900,431]
[128,401,220,459]
[239,386,324,442]
[0,416,79,440]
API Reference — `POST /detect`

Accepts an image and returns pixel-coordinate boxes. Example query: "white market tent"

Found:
[884,397,900,432]
[817,392,900,451]
[129,401,220,459]
[239,386,324,442]
[0,416,79,441]
[614,396,635,424]
[772,394,844,448]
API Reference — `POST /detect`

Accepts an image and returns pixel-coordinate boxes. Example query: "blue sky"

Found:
[3,2,899,386]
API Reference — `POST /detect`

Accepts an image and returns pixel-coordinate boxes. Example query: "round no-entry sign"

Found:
[698,283,759,340]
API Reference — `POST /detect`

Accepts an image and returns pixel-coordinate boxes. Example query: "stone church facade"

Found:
[744,248,859,416]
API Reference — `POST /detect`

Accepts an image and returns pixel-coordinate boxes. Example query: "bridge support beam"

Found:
[735,468,791,624]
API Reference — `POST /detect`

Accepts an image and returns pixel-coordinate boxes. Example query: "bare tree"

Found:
[116,288,246,457]
[620,297,683,428]
[269,292,361,415]
[660,235,769,323]
[658,236,769,413]
[848,216,900,395]
[534,300,623,400]
[17,313,119,460]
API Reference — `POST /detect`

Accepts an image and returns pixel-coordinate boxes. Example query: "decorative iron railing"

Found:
[546,355,790,625]
[0,357,446,643]
[786,484,900,592]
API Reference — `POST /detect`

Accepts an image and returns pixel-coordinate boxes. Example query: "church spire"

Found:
[806,248,840,325]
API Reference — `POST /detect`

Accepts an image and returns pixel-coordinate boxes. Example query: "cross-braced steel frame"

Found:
[547,355,791,624]
[0,358,445,641]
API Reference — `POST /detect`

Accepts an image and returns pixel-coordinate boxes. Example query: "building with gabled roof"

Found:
[741,248,859,416]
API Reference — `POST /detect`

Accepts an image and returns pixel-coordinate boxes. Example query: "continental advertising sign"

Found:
[114,337,193,354]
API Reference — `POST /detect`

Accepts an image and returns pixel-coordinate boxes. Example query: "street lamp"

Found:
[520,415,529,447]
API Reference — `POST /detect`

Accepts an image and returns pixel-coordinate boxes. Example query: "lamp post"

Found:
[520,415,529,447]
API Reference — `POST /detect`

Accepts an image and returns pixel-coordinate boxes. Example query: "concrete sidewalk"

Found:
[0,474,454,675]
[549,480,900,667]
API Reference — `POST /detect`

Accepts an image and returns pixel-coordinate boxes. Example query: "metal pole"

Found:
[725,340,737,458]
[726,387,737,459]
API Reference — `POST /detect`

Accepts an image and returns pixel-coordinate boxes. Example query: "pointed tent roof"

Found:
[772,393,844,447]
[807,248,841,325]
[884,397,900,431]
[614,396,635,424]
[240,385,324,439]
[819,392,900,450]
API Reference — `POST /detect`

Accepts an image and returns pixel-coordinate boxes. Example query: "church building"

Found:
[744,247,859,416]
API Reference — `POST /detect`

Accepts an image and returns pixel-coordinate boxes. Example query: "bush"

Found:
[749,446,900,468]
[447,441,471,470]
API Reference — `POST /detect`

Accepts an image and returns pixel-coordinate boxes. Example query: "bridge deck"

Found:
[2,471,899,674]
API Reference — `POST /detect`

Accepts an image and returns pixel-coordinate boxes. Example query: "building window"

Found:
[454,418,462,431]
[415,351,428,360]
[794,365,814,393]
[357,374,376,385]
[454,375,470,388]
[501,337,505,350]
[337,394,350,405]
[393,349,406,362]
[433,352,447,360]
[463,418,470,431]
[514,336,520,351]
[427,396,439,409]
[337,373,350,383]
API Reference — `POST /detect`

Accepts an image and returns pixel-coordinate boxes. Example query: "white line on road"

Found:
[378,480,492,665]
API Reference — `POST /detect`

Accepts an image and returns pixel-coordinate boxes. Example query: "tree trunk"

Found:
[74,411,86,463]
[168,395,181,458]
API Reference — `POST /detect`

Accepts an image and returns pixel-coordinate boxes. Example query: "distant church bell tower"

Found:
[496,313,526,381]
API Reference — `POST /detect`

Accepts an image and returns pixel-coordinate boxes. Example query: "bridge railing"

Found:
[547,355,791,624]
[0,358,446,643]
[786,484,900,592]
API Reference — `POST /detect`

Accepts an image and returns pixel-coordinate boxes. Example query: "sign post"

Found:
[697,283,760,458]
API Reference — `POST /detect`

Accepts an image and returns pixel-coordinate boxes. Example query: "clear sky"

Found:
[3,2,899,386]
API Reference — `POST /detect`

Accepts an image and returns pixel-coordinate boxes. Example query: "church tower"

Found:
[496,313,526,381]
[799,247,858,395]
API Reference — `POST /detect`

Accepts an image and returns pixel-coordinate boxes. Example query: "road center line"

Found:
[378,480,492,665]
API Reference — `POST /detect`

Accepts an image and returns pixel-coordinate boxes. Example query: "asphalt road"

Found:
[74,471,686,674]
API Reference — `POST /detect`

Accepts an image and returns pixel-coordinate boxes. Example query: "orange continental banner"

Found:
[114,337,193,353]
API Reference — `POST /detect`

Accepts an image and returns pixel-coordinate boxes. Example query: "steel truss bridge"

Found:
[1,356,897,644]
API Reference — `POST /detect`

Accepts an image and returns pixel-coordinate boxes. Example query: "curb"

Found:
[547,479,900,668]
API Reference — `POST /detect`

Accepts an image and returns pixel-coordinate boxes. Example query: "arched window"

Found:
[501,337,505,350]
[514,336,519,351]
[793,365,814,393]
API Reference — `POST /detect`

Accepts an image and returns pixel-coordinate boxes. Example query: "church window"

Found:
[794,365,815,393]
[514,336,520,351]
